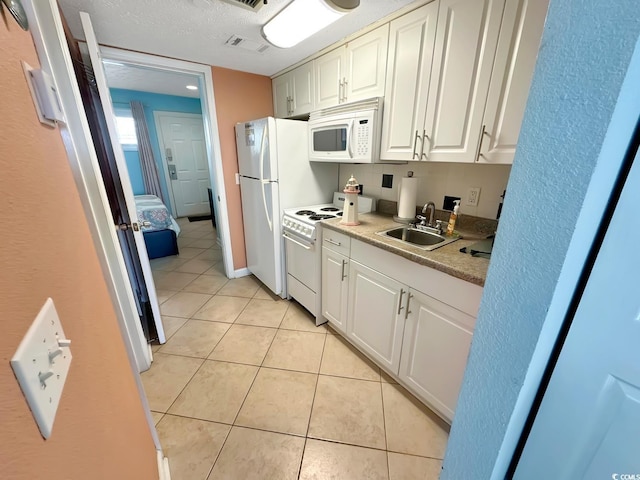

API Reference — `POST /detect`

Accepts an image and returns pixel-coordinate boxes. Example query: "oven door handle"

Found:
[283,232,312,250]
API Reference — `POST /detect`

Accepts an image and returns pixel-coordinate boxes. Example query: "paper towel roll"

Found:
[397,176,419,220]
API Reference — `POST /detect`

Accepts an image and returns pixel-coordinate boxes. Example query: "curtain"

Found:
[130,100,166,203]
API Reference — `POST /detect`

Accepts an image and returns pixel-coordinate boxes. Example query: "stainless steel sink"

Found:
[376,226,460,251]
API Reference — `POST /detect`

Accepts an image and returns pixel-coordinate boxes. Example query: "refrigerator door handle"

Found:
[258,126,273,232]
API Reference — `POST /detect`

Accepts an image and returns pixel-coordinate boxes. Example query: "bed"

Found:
[134,195,181,259]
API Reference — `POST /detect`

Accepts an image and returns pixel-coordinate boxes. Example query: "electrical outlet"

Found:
[466,187,481,207]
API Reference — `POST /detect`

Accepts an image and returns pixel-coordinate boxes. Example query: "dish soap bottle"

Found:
[446,200,460,235]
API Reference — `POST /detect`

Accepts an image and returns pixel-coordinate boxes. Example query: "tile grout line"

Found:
[380,380,391,480]
[297,330,328,480]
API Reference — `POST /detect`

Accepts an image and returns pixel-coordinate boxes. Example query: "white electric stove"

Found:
[282,192,375,324]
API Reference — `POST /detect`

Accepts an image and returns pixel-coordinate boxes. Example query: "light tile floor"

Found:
[142,217,449,479]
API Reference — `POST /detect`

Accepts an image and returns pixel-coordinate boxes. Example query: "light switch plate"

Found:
[11,298,72,439]
[466,187,481,207]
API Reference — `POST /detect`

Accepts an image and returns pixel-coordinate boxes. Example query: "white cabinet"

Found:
[321,248,349,334]
[380,2,438,161]
[399,288,475,420]
[347,259,407,374]
[272,61,315,118]
[478,0,549,164]
[315,25,389,110]
[423,0,505,163]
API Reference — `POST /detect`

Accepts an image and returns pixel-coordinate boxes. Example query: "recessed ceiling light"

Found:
[186,85,198,90]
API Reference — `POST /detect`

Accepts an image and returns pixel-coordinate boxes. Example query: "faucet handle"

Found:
[435,220,444,232]
[416,214,427,226]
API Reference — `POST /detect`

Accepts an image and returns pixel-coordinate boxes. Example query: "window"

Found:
[113,107,138,149]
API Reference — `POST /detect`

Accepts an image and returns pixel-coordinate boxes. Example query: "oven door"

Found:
[283,231,317,290]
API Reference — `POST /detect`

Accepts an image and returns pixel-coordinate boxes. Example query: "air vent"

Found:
[220,0,265,12]
[225,35,270,54]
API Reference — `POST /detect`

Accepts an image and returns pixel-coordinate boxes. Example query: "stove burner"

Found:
[336,212,343,216]
[296,210,316,216]
[309,214,336,221]
[320,207,339,212]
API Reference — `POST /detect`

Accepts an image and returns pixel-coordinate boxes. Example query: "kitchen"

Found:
[6,0,640,478]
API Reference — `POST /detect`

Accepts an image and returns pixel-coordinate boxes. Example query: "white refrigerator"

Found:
[236,117,338,297]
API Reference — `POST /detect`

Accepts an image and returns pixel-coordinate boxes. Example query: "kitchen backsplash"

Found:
[338,162,512,219]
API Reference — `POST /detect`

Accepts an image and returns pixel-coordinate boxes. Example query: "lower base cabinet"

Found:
[399,289,475,420]
[320,232,481,422]
[346,260,407,375]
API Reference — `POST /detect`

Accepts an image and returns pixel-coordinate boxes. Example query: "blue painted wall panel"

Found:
[109,88,202,206]
[123,150,144,195]
[442,0,640,477]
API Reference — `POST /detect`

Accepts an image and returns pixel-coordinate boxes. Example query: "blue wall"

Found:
[442,1,640,478]
[109,88,202,205]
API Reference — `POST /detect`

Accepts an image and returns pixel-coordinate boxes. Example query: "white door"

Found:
[315,46,346,109]
[80,12,165,342]
[321,247,349,334]
[347,259,407,374]
[156,112,211,218]
[399,288,475,422]
[514,148,640,478]
[479,0,549,164]
[423,0,505,163]
[344,24,389,104]
[380,2,438,161]
[291,62,315,116]
[272,73,291,118]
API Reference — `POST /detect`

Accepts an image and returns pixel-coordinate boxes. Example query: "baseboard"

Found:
[157,450,171,480]
[234,267,251,278]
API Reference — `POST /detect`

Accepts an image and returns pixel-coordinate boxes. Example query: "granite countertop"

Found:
[322,213,490,286]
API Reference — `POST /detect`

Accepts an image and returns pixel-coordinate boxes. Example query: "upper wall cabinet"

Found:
[380,3,438,161]
[381,0,548,164]
[273,61,315,118]
[423,0,505,163]
[314,24,390,110]
[478,0,549,164]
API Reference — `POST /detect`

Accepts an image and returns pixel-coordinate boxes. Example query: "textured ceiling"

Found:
[58,0,417,77]
[104,62,201,98]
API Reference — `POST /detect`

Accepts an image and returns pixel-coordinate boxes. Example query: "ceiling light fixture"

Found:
[262,0,360,49]
[186,85,198,90]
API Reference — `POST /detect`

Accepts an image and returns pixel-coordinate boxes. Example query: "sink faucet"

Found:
[421,202,436,227]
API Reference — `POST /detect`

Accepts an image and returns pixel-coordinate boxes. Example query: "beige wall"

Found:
[0,22,157,480]
[339,162,512,219]
[211,66,273,271]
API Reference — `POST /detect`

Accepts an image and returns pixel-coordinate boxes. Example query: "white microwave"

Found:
[308,97,383,163]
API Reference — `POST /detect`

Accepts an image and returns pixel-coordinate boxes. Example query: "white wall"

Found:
[339,162,512,218]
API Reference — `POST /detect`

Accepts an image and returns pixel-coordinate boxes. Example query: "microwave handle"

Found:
[347,119,354,159]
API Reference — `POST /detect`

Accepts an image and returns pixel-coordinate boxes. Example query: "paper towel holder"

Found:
[393,171,418,224]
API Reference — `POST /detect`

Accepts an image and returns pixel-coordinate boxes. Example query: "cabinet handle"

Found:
[475,124,486,162]
[412,130,421,159]
[325,238,341,246]
[404,293,413,320]
[339,80,344,103]
[343,77,348,102]
[286,96,290,115]
[341,259,347,280]
[397,289,405,314]
[420,130,428,160]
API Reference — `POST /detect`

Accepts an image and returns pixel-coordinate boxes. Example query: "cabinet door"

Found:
[379,3,438,161]
[423,0,505,163]
[344,24,389,104]
[321,247,349,334]
[479,0,549,164]
[315,46,346,110]
[291,61,315,116]
[399,289,475,422]
[347,260,407,374]
[273,73,291,118]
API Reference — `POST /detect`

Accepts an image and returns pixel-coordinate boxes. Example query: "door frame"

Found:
[153,111,208,219]
[487,35,640,479]
[100,46,234,279]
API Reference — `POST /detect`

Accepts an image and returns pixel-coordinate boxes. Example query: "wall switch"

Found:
[11,298,72,439]
[466,187,481,207]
